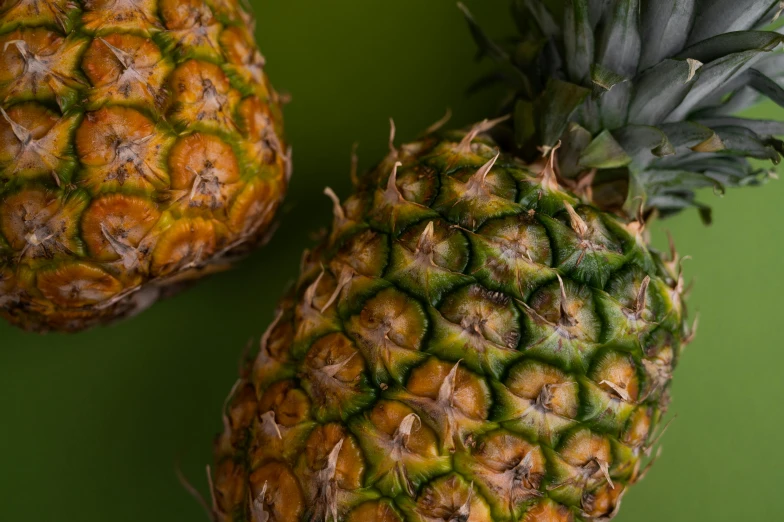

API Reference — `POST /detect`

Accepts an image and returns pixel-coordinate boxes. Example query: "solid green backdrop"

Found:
[1,1,782,521]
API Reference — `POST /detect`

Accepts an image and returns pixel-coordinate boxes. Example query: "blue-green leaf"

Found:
[694,116,784,136]
[687,0,780,45]
[564,0,594,84]
[747,67,784,107]
[666,50,764,121]
[677,31,783,63]
[658,121,718,149]
[614,125,674,162]
[628,59,696,125]
[599,81,632,129]
[597,0,641,77]
[639,0,695,70]
[538,79,591,147]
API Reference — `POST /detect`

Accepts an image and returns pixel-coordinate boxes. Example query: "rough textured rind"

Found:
[0,0,288,332]
[211,126,690,522]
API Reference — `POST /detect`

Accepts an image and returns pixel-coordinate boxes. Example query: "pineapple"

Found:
[0,0,288,332]
[208,1,784,521]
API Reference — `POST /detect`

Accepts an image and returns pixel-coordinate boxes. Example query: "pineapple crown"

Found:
[462,0,784,222]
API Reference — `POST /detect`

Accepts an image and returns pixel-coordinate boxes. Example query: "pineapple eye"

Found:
[0,103,76,184]
[346,501,403,522]
[302,424,364,489]
[81,194,160,264]
[257,380,310,428]
[150,218,220,276]
[36,262,122,308]
[168,132,241,211]
[300,332,375,422]
[345,287,428,385]
[248,462,305,522]
[167,60,241,133]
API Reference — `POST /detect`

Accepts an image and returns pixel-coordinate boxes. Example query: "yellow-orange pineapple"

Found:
[0,0,289,332]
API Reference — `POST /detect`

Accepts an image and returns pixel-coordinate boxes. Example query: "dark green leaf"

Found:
[654,152,750,173]
[646,193,713,224]
[537,79,591,147]
[713,125,782,162]
[458,2,509,63]
[658,121,718,148]
[599,81,633,129]
[747,67,784,107]
[573,96,604,134]
[559,122,594,177]
[613,125,674,162]
[643,169,722,188]
[514,100,537,147]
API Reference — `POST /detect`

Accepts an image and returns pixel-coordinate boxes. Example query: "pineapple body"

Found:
[214,128,687,522]
[0,0,288,332]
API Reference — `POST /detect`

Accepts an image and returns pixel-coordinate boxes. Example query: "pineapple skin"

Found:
[213,127,689,522]
[0,0,288,332]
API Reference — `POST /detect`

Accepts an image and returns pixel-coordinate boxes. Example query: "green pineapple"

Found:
[206,1,784,521]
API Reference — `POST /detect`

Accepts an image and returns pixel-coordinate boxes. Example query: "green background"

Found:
[1,1,782,520]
